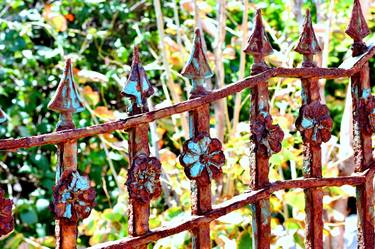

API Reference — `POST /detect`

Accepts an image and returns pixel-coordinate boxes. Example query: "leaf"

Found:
[83,86,100,106]
[94,106,114,120]
[223,46,236,60]
[77,70,109,83]
[237,230,252,249]
[284,190,305,211]
[42,5,67,32]
[20,209,38,225]
[4,233,24,249]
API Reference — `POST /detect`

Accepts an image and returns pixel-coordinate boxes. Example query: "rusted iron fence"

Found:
[1,1,375,248]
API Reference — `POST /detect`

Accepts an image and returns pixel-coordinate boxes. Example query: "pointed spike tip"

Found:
[132,46,140,65]
[194,27,200,36]
[345,0,370,41]
[122,48,154,110]
[47,59,85,114]
[243,8,273,58]
[294,9,322,55]
[181,28,213,80]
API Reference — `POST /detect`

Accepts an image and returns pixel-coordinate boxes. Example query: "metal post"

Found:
[244,9,284,249]
[180,29,226,249]
[345,0,375,247]
[123,47,162,249]
[48,59,95,249]
[295,10,332,249]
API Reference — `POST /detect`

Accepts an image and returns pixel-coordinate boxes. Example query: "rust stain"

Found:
[0,1,373,249]
[126,154,162,203]
[0,188,14,237]
[53,170,96,223]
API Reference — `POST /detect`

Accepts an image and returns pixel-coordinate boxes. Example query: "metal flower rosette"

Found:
[53,170,96,223]
[251,112,284,157]
[180,132,225,185]
[296,101,333,145]
[126,154,162,203]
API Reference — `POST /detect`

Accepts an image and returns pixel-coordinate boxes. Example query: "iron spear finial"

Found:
[295,9,322,56]
[121,46,154,113]
[346,0,370,42]
[243,9,273,61]
[47,58,85,114]
[181,28,213,81]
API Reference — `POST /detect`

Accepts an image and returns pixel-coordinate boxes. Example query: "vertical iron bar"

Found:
[294,10,331,249]
[55,121,79,249]
[0,111,14,238]
[180,29,223,249]
[128,123,151,249]
[245,10,284,249]
[190,104,212,249]
[123,47,161,249]
[345,1,375,247]
[48,59,85,249]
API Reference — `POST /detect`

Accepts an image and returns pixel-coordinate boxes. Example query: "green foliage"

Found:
[0,0,373,248]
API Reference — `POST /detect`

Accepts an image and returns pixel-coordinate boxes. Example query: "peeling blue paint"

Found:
[64,203,72,219]
[48,59,85,113]
[362,88,371,100]
[180,134,225,180]
[301,117,314,129]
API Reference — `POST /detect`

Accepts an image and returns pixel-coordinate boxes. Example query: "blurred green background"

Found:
[0,0,374,248]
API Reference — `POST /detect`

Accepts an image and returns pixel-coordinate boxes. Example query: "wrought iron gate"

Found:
[0,0,374,248]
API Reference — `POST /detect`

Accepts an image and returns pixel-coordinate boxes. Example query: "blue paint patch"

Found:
[61,191,71,203]
[187,140,202,155]
[64,203,72,219]
[190,161,204,177]
[182,153,199,165]
[301,117,314,129]
[362,88,371,100]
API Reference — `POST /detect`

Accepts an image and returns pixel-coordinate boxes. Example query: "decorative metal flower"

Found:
[296,101,332,145]
[126,154,162,203]
[251,112,284,157]
[180,132,225,185]
[53,170,96,223]
[0,189,13,236]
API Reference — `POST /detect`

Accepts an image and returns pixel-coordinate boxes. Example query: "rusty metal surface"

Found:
[124,47,160,249]
[346,1,375,248]
[1,45,375,151]
[245,9,283,249]
[0,45,374,152]
[1,1,375,249]
[0,188,13,237]
[87,173,368,249]
[48,59,95,249]
[294,9,330,249]
[180,28,221,249]
[53,170,96,222]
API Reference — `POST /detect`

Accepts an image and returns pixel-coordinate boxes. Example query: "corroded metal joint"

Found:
[180,132,225,186]
[53,170,96,223]
[296,101,332,146]
[251,112,284,157]
[126,154,162,203]
[251,62,270,75]
[352,41,368,57]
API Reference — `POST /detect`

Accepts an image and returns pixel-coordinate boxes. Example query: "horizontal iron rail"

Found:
[0,42,374,151]
[88,174,366,249]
